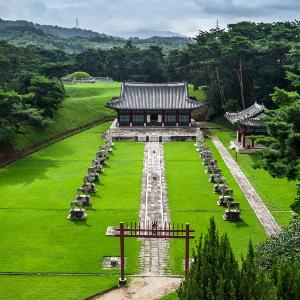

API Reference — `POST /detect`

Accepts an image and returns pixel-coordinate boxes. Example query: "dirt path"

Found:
[139,142,170,275]
[95,277,181,300]
[212,136,281,236]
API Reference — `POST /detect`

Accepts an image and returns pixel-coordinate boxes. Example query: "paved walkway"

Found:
[95,277,181,300]
[212,136,281,236]
[139,142,170,275]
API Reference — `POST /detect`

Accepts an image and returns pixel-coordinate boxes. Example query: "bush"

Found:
[255,215,300,269]
[291,184,300,214]
[67,71,91,80]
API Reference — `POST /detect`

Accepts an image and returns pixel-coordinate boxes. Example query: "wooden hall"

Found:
[107,82,202,127]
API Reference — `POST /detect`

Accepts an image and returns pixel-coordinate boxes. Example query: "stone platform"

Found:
[109,119,199,142]
[230,140,265,154]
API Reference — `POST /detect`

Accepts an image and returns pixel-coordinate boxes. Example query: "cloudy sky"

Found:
[0,0,299,37]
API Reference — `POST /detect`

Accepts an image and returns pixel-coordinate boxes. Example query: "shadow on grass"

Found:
[228,219,250,228]
[247,153,262,166]
[70,219,91,227]
[44,142,76,158]
[0,157,59,187]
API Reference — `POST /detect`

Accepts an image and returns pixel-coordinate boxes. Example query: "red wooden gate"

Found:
[114,221,195,286]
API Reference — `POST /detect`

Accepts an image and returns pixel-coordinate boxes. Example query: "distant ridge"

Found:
[0,19,192,53]
[116,29,186,39]
[0,19,187,39]
[0,19,118,39]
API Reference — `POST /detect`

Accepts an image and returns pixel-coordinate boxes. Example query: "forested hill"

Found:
[0,19,192,53]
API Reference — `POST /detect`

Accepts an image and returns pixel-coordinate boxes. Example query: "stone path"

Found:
[212,136,281,236]
[139,142,170,275]
[95,276,181,300]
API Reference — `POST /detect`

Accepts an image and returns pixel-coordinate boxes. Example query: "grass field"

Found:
[13,82,121,150]
[0,275,118,300]
[188,85,206,101]
[0,122,144,299]
[160,291,179,300]
[164,142,267,274]
[209,129,296,226]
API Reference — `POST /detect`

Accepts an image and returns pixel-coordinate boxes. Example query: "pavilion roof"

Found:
[237,115,266,128]
[107,82,202,110]
[225,103,267,128]
[225,103,266,124]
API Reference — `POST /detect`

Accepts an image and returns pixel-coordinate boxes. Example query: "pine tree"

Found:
[240,241,256,299]
[276,260,300,300]
[178,218,240,300]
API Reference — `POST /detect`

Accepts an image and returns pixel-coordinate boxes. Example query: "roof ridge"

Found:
[124,82,185,86]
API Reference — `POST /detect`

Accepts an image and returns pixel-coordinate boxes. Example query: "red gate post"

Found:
[119,222,127,286]
[185,223,190,276]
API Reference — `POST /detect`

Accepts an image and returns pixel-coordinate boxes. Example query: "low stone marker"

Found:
[68,200,87,220]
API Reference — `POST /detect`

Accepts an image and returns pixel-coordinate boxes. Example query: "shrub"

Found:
[68,71,91,80]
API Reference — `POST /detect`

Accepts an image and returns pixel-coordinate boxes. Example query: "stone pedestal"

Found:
[82,198,92,206]
[217,196,233,207]
[68,208,87,220]
[223,210,241,221]
[76,195,91,206]
[119,278,127,286]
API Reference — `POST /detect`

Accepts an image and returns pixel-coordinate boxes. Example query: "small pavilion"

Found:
[225,103,268,153]
[107,82,202,127]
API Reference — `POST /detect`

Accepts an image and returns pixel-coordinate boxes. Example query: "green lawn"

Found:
[160,291,179,300]
[0,122,144,299]
[0,275,117,300]
[210,129,296,226]
[188,85,206,101]
[164,142,267,274]
[13,81,121,150]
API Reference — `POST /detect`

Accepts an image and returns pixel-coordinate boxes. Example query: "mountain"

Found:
[0,19,118,39]
[0,19,192,53]
[116,29,186,39]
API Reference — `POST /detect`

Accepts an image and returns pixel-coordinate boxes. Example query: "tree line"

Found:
[0,41,66,150]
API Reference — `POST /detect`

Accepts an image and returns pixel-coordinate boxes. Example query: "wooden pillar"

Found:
[189,111,192,126]
[185,223,190,276]
[144,110,147,126]
[117,111,120,126]
[176,111,179,127]
[119,222,126,286]
[242,132,246,148]
[162,110,165,127]
[129,111,133,127]
[237,129,241,143]
[252,129,255,148]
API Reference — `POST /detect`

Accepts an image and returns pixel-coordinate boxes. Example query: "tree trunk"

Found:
[234,59,245,109]
[215,66,226,107]
[239,58,245,109]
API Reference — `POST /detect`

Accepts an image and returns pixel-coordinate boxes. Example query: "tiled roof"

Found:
[238,116,266,128]
[107,82,202,110]
[224,103,266,124]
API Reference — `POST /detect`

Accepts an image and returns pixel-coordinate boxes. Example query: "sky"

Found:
[0,0,299,37]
